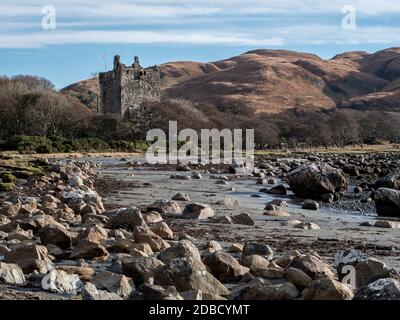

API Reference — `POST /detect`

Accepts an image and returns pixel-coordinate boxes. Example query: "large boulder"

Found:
[41,269,84,294]
[105,207,147,230]
[133,227,170,252]
[140,284,183,300]
[0,262,26,285]
[203,251,249,283]
[77,225,108,244]
[57,266,95,281]
[230,278,299,300]
[242,242,273,261]
[302,276,354,300]
[5,244,52,273]
[0,230,7,240]
[354,278,400,300]
[155,240,229,296]
[342,164,359,177]
[336,249,400,288]
[143,211,163,224]
[373,188,400,217]
[275,250,303,268]
[82,282,123,300]
[287,254,334,280]
[92,270,134,298]
[122,256,165,285]
[374,220,400,229]
[70,240,109,260]
[6,225,33,241]
[302,199,319,210]
[154,258,230,296]
[147,200,181,216]
[0,244,10,256]
[215,198,240,207]
[286,164,347,199]
[18,214,60,233]
[38,224,72,250]
[231,213,255,226]
[262,185,287,195]
[19,197,38,215]
[150,222,174,240]
[172,193,191,202]
[158,240,202,267]
[240,255,270,277]
[182,203,215,220]
[264,204,290,217]
[0,202,20,217]
[375,171,400,190]
[286,267,312,290]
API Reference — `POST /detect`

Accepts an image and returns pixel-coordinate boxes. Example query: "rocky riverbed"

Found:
[1,152,400,300]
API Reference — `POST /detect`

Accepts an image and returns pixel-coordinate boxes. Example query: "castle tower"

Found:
[99,55,161,119]
[114,55,121,70]
[133,56,141,68]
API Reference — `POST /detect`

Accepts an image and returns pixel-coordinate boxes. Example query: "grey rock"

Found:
[171,192,191,201]
[287,254,334,280]
[0,262,25,285]
[82,282,122,300]
[302,276,354,300]
[373,188,400,217]
[375,171,400,190]
[231,213,255,226]
[203,251,249,283]
[140,284,183,300]
[336,249,400,288]
[122,256,165,285]
[38,224,72,249]
[147,200,182,215]
[92,270,134,298]
[286,164,347,199]
[182,203,214,220]
[302,199,319,210]
[354,278,400,300]
[41,269,84,294]
[105,207,147,230]
[242,242,273,261]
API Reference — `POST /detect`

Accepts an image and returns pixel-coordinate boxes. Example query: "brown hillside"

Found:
[62,48,400,113]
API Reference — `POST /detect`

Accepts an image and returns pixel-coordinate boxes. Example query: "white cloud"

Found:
[0,1,221,18]
[0,30,284,48]
[0,0,399,49]
[235,0,400,15]
[1,24,400,49]
[3,0,400,19]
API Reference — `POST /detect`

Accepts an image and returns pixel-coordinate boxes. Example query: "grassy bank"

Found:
[2,136,400,161]
[254,143,400,155]
[0,135,148,154]
[0,154,47,191]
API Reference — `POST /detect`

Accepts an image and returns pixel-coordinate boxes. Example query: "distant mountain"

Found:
[62,47,400,113]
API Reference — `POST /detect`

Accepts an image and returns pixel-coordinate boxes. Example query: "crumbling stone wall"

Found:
[99,55,161,118]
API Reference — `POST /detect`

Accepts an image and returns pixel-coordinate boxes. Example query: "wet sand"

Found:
[97,159,400,271]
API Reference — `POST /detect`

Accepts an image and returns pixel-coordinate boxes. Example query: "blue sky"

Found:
[1,0,400,89]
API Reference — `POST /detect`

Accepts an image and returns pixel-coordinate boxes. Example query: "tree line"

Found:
[146,99,400,150]
[1,75,399,152]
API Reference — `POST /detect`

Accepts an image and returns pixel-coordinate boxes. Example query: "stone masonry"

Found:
[99,55,161,118]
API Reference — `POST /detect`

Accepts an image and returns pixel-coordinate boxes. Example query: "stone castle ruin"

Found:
[99,55,161,118]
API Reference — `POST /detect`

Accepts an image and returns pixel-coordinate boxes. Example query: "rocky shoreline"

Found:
[1,153,400,300]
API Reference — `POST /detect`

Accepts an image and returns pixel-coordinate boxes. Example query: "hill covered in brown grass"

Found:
[62,47,400,113]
